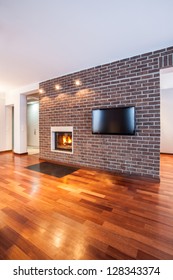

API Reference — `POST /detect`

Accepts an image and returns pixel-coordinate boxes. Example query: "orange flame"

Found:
[63,135,72,145]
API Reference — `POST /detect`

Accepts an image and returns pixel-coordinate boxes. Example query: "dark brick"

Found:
[39,46,173,180]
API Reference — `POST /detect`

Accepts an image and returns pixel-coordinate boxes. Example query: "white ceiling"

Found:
[0,0,173,93]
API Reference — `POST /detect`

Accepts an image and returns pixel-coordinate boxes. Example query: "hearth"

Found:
[51,126,73,154]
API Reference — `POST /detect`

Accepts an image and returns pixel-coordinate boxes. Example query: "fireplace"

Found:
[51,126,73,154]
[55,132,72,152]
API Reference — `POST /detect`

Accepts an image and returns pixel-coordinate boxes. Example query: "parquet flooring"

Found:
[0,152,173,260]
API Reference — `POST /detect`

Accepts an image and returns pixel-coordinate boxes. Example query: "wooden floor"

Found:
[0,152,173,260]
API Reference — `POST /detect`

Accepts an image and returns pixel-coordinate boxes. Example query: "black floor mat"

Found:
[26,162,78,178]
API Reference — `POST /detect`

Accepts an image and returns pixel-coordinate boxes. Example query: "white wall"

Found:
[160,88,173,154]
[5,106,13,151]
[27,102,39,147]
[160,67,173,154]
[13,94,27,154]
[160,67,173,89]
[0,93,13,151]
[0,93,6,151]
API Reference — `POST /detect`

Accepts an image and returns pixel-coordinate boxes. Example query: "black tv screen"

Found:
[92,106,135,135]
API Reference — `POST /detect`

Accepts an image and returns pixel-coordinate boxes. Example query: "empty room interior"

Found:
[0,1,173,260]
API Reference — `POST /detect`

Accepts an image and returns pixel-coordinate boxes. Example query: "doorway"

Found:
[27,94,39,155]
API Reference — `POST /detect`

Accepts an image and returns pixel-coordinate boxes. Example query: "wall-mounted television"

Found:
[92,106,136,135]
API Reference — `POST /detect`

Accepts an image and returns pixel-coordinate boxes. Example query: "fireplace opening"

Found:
[51,126,73,154]
[55,132,72,152]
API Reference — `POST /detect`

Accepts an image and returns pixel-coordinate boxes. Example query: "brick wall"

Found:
[39,46,173,180]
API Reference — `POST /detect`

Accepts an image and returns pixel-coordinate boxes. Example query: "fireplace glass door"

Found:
[55,132,72,152]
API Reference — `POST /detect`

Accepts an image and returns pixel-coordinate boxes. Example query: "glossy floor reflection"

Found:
[0,153,173,260]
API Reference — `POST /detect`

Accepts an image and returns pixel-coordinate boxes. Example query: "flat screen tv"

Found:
[92,106,136,135]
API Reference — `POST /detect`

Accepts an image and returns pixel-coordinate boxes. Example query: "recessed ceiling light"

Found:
[39,88,45,94]
[55,84,62,90]
[75,79,82,86]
